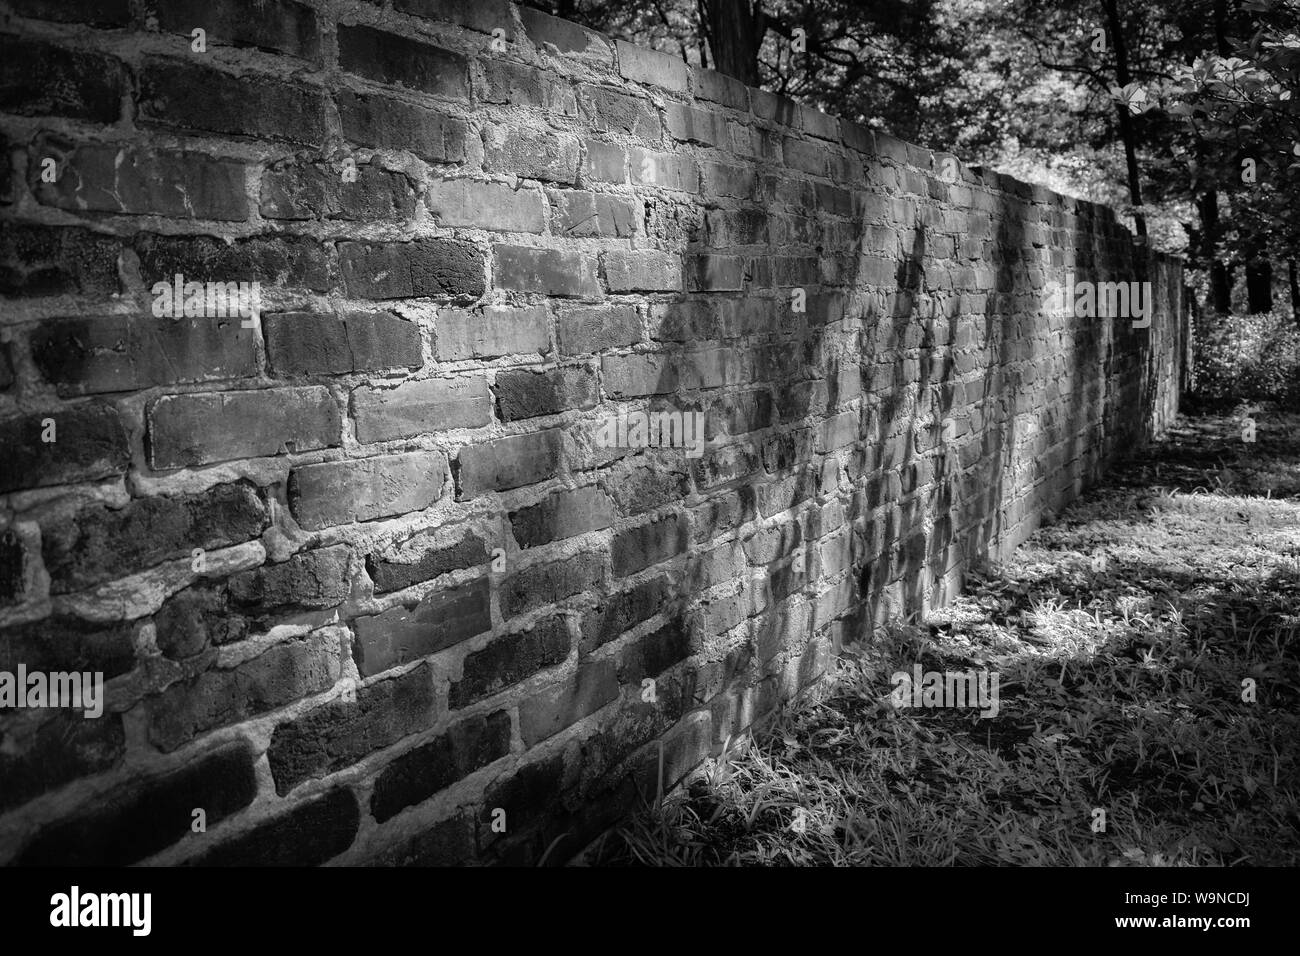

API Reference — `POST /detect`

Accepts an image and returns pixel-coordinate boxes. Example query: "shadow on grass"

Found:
[589,411,1300,866]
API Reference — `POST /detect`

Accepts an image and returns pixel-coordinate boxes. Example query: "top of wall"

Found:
[501,0,1169,261]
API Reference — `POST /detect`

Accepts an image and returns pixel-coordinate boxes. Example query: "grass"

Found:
[591,406,1300,866]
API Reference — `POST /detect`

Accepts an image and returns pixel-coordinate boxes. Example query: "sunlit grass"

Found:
[592,409,1300,866]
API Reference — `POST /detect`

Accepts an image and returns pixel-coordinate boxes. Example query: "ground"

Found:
[593,407,1300,866]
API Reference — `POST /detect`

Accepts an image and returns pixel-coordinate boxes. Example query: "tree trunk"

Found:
[1101,0,1147,242]
[703,0,764,85]
[1290,258,1300,327]
[1197,190,1233,312]
[1246,259,1273,313]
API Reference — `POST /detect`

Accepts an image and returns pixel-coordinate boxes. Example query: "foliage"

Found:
[591,414,1300,866]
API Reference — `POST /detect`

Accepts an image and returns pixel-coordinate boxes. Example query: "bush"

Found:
[1188,308,1300,411]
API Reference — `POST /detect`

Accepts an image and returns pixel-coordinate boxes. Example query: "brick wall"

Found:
[0,0,1185,865]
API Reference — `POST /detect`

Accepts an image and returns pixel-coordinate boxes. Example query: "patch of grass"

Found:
[592,410,1300,866]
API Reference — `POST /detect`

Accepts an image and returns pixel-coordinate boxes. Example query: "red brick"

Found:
[1,403,129,493]
[288,451,447,530]
[340,239,485,298]
[436,304,550,360]
[448,614,570,708]
[519,660,618,745]
[494,365,598,420]
[264,311,422,376]
[154,0,321,63]
[493,244,601,298]
[336,90,468,163]
[455,429,564,497]
[612,512,688,576]
[31,315,257,395]
[0,36,127,123]
[267,664,436,795]
[352,376,491,443]
[338,25,469,100]
[353,577,491,676]
[425,178,545,233]
[33,140,248,221]
[138,58,326,146]
[147,387,340,469]
[260,161,415,222]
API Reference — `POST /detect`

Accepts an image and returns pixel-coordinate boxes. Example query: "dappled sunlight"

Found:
[594,410,1300,866]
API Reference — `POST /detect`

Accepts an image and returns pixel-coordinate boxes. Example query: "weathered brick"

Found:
[31,315,257,395]
[192,787,359,866]
[612,512,688,576]
[690,66,748,110]
[393,0,514,35]
[550,189,636,237]
[43,481,266,593]
[493,244,601,298]
[368,528,489,593]
[500,550,606,619]
[519,660,618,745]
[0,224,121,297]
[478,60,573,112]
[455,429,564,497]
[352,578,491,676]
[33,141,248,221]
[264,311,421,376]
[616,615,692,682]
[147,387,340,470]
[520,5,608,56]
[687,254,744,292]
[260,162,415,221]
[0,36,127,123]
[146,628,343,752]
[0,711,126,815]
[557,304,641,355]
[371,813,474,865]
[665,102,727,146]
[338,25,468,100]
[227,545,352,608]
[600,461,691,515]
[448,614,570,708]
[352,376,491,443]
[336,90,468,163]
[267,664,436,795]
[426,178,545,233]
[630,148,698,192]
[288,451,447,531]
[339,239,484,298]
[601,352,679,397]
[751,88,801,126]
[579,574,675,653]
[583,139,625,183]
[494,365,597,420]
[800,106,840,141]
[138,58,326,145]
[154,0,321,62]
[17,742,257,865]
[436,304,550,360]
[370,710,511,822]
[603,249,683,292]
[484,128,580,184]
[135,232,330,291]
[577,86,662,139]
[7,0,130,26]
[616,40,688,92]
[510,484,615,549]
[1,403,129,493]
